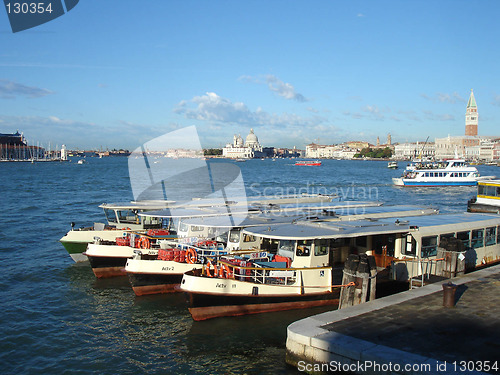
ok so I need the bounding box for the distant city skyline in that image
[1,1,500,150]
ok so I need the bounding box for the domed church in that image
[223,129,264,159]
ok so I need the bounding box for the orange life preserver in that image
[139,237,151,249]
[186,248,197,264]
[205,259,216,278]
[218,263,233,279]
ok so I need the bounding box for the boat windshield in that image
[229,229,241,243]
[103,208,118,223]
[116,209,139,224]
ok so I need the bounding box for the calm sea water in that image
[0,157,497,374]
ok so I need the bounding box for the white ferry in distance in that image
[392,159,495,187]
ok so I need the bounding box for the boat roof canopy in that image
[243,213,500,241]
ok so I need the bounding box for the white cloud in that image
[421,92,465,104]
[265,75,307,102]
[0,79,53,99]
[239,74,308,102]
[422,110,455,121]
[174,92,321,128]
[492,94,500,107]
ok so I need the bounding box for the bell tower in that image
[465,89,478,136]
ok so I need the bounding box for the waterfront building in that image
[0,131,45,161]
[305,143,359,159]
[222,129,265,159]
[346,141,370,149]
[394,142,435,160]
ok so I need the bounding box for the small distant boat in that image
[387,161,398,169]
[77,159,85,164]
[295,160,321,166]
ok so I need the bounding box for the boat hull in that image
[125,258,203,296]
[185,290,338,321]
[86,255,129,278]
[59,229,131,262]
[128,273,184,296]
[180,272,339,320]
[393,178,477,187]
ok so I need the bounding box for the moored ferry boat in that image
[468,180,500,214]
[392,159,495,187]
[180,212,500,320]
[60,201,174,262]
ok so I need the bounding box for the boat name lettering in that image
[216,283,227,288]
[161,266,174,271]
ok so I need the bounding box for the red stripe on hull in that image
[92,267,127,278]
[189,298,339,321]
[132,283,180,296]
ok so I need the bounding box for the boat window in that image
[497,187,500,197]
[471,229,484,249]
[116,209,139,224]
[485,186,496,197]
[278,240,295,253]
[478,185,486,196]
[142,215,162,229]
[457,231,470,249]
[296,240,312,257]
[314,239,329,256]
[402,234,416,256]
[373,234,395,256]
[498,226,500,244]
[261,238,279,253]
[190,226,204,232]
[178,222,189,232]
[425,172,429,177]
[243,234,256,243]
[229,230,240,242]
[439,233,455,245]
[421,236,438,257]
[485,227,496,246]
[103,208,117,223]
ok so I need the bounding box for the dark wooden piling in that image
[339,254,377,309]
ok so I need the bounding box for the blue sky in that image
[1,0,500,150]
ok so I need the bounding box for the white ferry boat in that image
[60,201,174,262]
[468,180,500,214]
[180,212,500,320]
[392,159,495,187]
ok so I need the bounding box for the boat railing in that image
[391,257,445,287]
[211,259,333,289]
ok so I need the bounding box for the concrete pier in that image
[286,264,500,374]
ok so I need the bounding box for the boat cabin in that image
[242,212,500,281]
[100,202,175,231]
